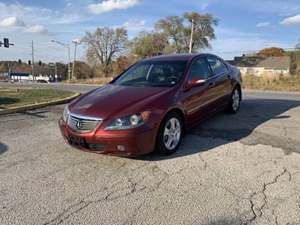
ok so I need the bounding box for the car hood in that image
[69,84,170,119]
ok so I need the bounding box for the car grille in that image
[67,113,102,133]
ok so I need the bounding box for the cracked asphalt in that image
[1,84,300,225]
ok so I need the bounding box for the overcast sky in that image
[0,0,300,62]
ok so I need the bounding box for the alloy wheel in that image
[163,117,181,151]
[232,89,240,112]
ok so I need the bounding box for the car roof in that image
[141,53,219,62]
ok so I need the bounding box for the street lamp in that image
[51,40,71,81]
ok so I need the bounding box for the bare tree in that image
[82,27,128,77]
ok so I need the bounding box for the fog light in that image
[117,145,125,151]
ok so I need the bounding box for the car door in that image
[182,57,213,125]
[206,56,232,109]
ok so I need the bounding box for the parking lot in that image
[1,85,300,225]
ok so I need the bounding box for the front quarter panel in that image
[229,64,242,87]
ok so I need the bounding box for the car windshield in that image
[113,61,187,87]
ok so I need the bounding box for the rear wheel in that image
[227,87,241,113]
[156,112,183,155]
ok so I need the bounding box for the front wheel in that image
[156,112,183,155]
[227,87,241,113]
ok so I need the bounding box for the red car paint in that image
[59,54,242,156]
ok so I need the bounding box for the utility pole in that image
[71,40,80,80]
[8,62,11,82]
[54,62,58,82]
[67,46,71,80]
[51,40,71,81]
[189,19,195,54]
[31,40,35,81]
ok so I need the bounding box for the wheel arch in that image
[160,107,187,133]
[234,83,242,100]
[154,107,186,154]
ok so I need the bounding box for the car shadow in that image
[21,110,49,118]
[137,98,300,161]
[0,142,8,155]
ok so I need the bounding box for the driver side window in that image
[116,64,149,84]
[189,58,211,81]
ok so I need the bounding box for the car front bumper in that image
[58,118,157,157]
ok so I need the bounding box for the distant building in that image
[230,55,291,76]
[5,72,50,83]
[229,56,265,67]
[10,72,31,81]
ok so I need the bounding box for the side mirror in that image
[185,78,206,90]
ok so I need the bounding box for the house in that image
[230,56,291,76]
[257,56,290,74]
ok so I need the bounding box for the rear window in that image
[207,56,228,75]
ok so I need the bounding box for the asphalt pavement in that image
[1,83,300,225]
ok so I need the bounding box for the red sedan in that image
[59,54,242,157]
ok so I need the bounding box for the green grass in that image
[0,86,75,109]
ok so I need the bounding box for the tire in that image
[227,86,241,114]
[156,112,183,155]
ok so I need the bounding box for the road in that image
[1,83,300,225]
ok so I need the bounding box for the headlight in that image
[105,111,151,131]
[62,105,70,122]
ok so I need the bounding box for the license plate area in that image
[68,135,87,148]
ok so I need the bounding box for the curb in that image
[0,92,81,115]
[61,82,101,87]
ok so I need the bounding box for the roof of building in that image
[256,56,290,69]
[230,56,265,67]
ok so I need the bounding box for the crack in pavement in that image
[40,162,201,225]
[41,179,148,225]
[198,153,208,170]
[246,167,291,225]
[40,162,162,225]
[272,209,279,225]
[121,200,146,225]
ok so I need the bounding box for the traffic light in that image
[4,38,9,48]
[38,61,42,66]
[28,60,31,65]
[18,59,22,64]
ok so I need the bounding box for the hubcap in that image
[232,89,240,111]
[163,118,181,151]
